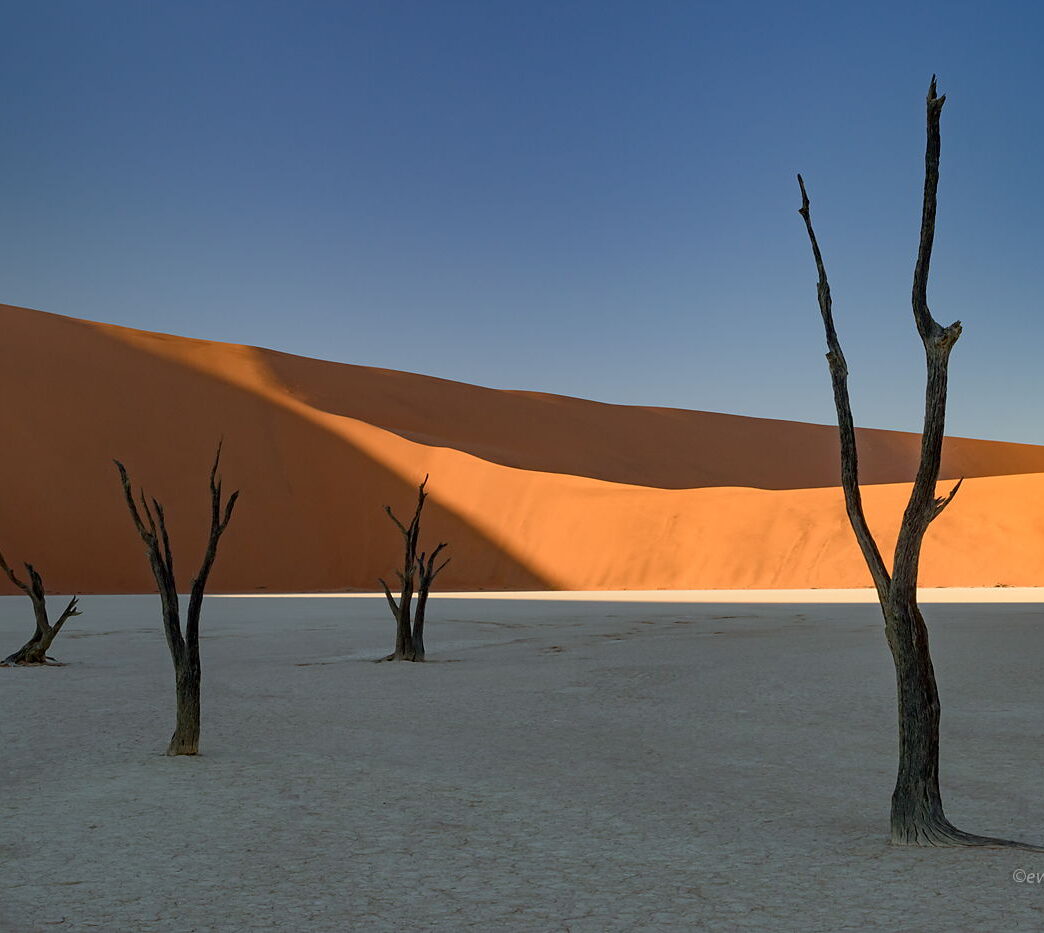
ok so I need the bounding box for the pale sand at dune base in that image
[3,591,1043,932]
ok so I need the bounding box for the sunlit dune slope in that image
[1,302,1042,593]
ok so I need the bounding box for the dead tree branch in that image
[797,77,1041,850]
[1,550,81,665]
[377,476,449,661]
[115,442,239,755]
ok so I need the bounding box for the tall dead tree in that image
[797,78,1039,849]
[0,553,81,665]
[115,444,239,755]
[378,476,449,661]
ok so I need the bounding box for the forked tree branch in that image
[419,543,450,588]
[378,577,400,616]
[383,506,410,539]
[930,477,963,522]
[384,475,429,546]
[796,175,891,600]
[51,596,81,636]
[0,549,30,594]
[153,499,175,583]
[24,563,46,603]
[893,78,963,593]
[114,442,238,754]
[115,458,185,661]
[187,443,240,651]
[912,75,947,343]
[0,551,81,664]
[115,460,153,543]
[796,77,1043,851]
[378,475,445,661]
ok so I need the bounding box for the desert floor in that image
[3,590,1043,932]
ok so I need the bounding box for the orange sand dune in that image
[1,302,1042,593]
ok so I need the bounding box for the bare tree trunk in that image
[394,542,416,660]
[115,442,238,755]
[885,598,948,843]
[169,661,201,756]
[411,543,449,662]
[797,78,1041,850]
[4,630,44,666]
[1,553,80,666]
[411,589,428,661]
[380,569,418,661]
[378,478,449,662]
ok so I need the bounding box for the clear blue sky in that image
[3,1,1042,443]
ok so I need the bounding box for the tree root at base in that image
[893,819,1044,852]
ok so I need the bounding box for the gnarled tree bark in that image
[378,476,449,661]
[797,78,1040,850]
[0,553,80,665]
[115,443,239,755]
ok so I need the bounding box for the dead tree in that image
[797,78,1040,849]
[0,553,80,665]
[378,476,449,661]
[115,444,239,755]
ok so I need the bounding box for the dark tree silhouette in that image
[0,553,80,665]
[797,78,1040,849]
[115,444,239,755]
[378,476,449,661]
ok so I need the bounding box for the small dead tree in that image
[0,553,81,665]
[378,475,449,661]
[797,78,1039,849]
[115,444,239,755]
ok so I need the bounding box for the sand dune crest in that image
[1,302,1041,592]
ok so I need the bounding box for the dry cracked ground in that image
[3,592,1043,931]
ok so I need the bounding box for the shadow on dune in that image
[0,305,552,594]
[3,303,1044,594]
[257,344,1044,491]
